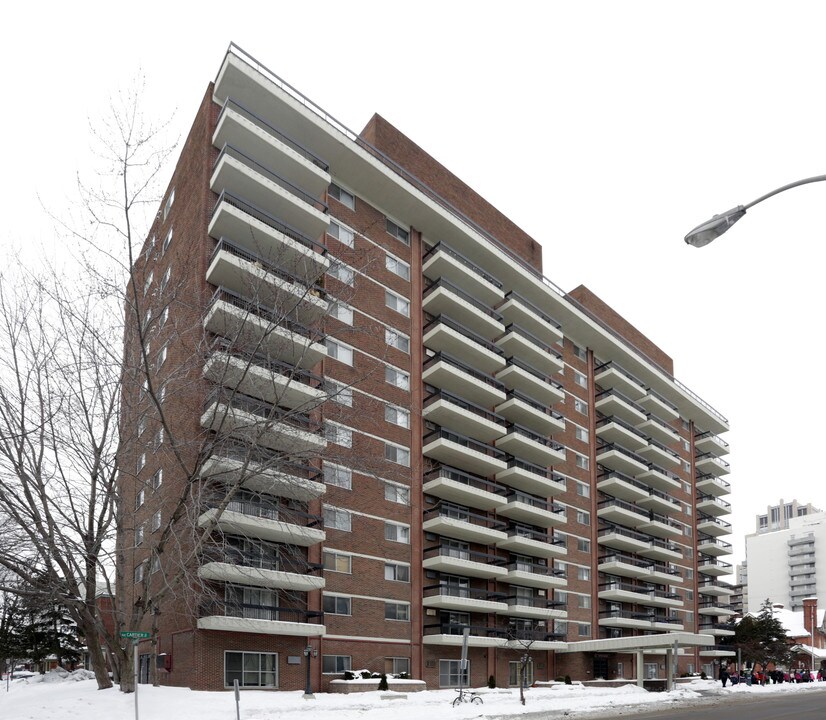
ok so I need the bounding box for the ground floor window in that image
[322,655,351,674]
[616,662,624,678]
[644,662,658,679]
[509,660,534,688]
[385,657,410,675]
[439,659,469,687]
[224,651,277,688]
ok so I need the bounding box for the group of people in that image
[719,662,823,686]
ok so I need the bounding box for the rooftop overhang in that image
[557,632,715,654]
[213,48,728,437]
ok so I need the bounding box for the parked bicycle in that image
[452,689,483,706]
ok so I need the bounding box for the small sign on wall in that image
[287,656,301,665]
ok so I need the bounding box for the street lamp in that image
[303,645,317,698]
[684,174,826,247]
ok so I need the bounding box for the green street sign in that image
[120,631,151,639]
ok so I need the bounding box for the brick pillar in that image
[803,597,817,638]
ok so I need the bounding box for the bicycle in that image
[452,689,483,706]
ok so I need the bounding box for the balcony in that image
[496,292,563,347]
[596,443,648,477]
[597,526,650,553]
[495,358,566,406]
[423,279,505,340]
[638,390,680,421]
[697,537,733,557]
[696,474,731,497]
[646,589,683,609]
[206,238,328,324]
[496,459,567,496]
[595,416,647,452]
[423,465,507,511]
[637,488,682,516]
[499,598,567,622]
[213,98,330,199]
[198,549,324,592]
[495,324,564,376]
[698,622,735,637]
[498,493,566,528]
[210,144,328,241]
[698,645,736,658]
[423,315,506,375]
[496,527,568,559]
[647,563,682,584]
[422,547,508,580]
[697,579,733,597]
[635,414,680,445]
[422,584,509,613]
[203,287,326,369]
[696,495,732,518]
[599,581,656,605]
[652,615,684,631]
[598,553,654,580]
[594,362,646,401]
[422,623,507,648]
[422,242,504,307]
[598,609,658,631]
[496,390,565,435]
[597,472,648,503]
[637,513,683,539]
[197,500,325,547]
[423,390,508,444]
[695,454,731,477]
[698,601,736,617]
[636,464,681,493]
[203,346,326,411]
[697,516,732,537]
[422,352,506,408]
[639,539,682,562]
[423,428,508,477]
[502,561,566,590]
[503,628,566,651]
[198,600,325,637]
[209,191,329,279]
[637,440,681,469]
[496,424,566,466]
[595,389,647,426]
[695,432,730,458]
[199,449,325,501]
[698,558,733,577]
[201,390,326,454]
[422,504,508,544]
[597,498,649,528]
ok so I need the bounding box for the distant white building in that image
[745,510,826,612]
[755,499,820,534]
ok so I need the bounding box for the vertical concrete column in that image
[636,650,644,688]
[665,649,673,691]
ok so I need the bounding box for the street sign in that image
[120,631,151,639]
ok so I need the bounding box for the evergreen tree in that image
[732,599,794,668]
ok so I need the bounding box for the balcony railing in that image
[207,442,323,483]
[506,492,565,515]
[423,427,507,462]
[504,357,564,392]
[505,525,567,548]
[423,352,505,392]
[423,584,507,602]
[422,242,503,289]
[207,336,324,389]
[205,388,320,433]
[424,278,502,321]
[503,458,567,485]
[423,503,508,531]
[596,415,648,441]
[596,388,646,413]
[424,389,507,426]
[423,465,508,497]
[505,423,565,452]
[507,560,565,579]
[506,596,567,611]
[502,389,565,422]
[423,546,507,567]
[500,291,562,330]
[424,314,504,356]
[598,497,649,519]
[200,598,324,624]
[597,442,648,467]
[204,498,324,530]
[423,623,508,638]
[499,323,562,360]
[201,545,323,575]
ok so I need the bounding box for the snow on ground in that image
[4,671,826,720]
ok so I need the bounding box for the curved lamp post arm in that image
[684,174,826,247]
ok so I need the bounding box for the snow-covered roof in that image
[740,604,825,640]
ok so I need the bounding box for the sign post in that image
[121,632,151,720]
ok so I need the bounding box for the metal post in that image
[303,645,316,698]
[811,605,816,675]
[133,640,139,720]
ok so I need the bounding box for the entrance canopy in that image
[556,632,715,654]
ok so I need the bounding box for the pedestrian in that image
[719,664,729,687]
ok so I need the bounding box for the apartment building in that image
[118,44,733,691]
[755,499,821,534]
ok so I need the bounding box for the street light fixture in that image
[303,645,318,698]
[684,174,826,247]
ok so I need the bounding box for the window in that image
[385,218,410,245]
[578,622,591,637]
[151,469,163,490]
[385,328,410,353]
[575,481,590,498]
[328,262,355,286]
[137,416,147,437]
[385,366,410,390]
[328,220,355,248]
[577,567,591,581]
[575,426,589,443]
[158,306,169,329]
[323,551,352,573]
[385,562,410,582]
[576,509,590,526]
[323,595,351,615]
[574,398,588,416]
[509,660,534,688]
[162,227,173,254]
[158,383,167,404]
[439,659,469,688]
[151,554,160,574]
[137,453,146,473]
[145,235,156,260]
[385,483,410,505]
[329,183,355,210]
[157,343,168,368]
[143,271,153,295]
[385,442,410,466]
[136,489,145,510]
[577,538,591,553]
[326,339,354,365]
[163,189,175,221]
[324,507,351,532]
[385,522,410,544]
[385,602,410,621]
[386,254,411,280]
[134,562,144,584]
[386,657,410,676]
[573,344,587,361]
[323,463,352,490]
[153,428,164,452]
[574,371,588,389]
[578,595,592,609]
[385,290,410,316]
[685,589,693,601]
[326,380,353,406]
[682,439,690,451]
[575,453,589,471]
[159,266,171,294]
[385,404,410,428]
[325,423,353,447]
[151,511,161,532]
[135,525,144,547]
[322,655,351,674]
[330,302,354,325]
[224,651,277,688]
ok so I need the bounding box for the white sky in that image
[3,0,826,576]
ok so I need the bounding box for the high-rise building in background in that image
[118,44,734,691]
[755,499,821,534]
